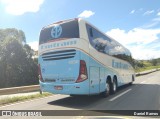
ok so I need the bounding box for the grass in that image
[0,92,52,106]
[135,65,160,73]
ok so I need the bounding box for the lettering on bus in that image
[40,40,77,50]
[112,60,128,69]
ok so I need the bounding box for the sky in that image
[0,0,160,60]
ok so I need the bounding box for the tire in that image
[111,79,117,94]
[101,80,110,98]
[129,82,133,85]
[129,75,134,85]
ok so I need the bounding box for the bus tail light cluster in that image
[76,60,88,83]
[38,64,44,82]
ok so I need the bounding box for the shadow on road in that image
[45,83,160,116]
[47,84,135,109]
[48,94,103,109]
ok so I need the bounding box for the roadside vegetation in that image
[134,58,160,72]
[0,92,52,106]
[0,28,38,88]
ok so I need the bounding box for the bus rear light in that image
[76,60,88,83]
[38,64,44,82]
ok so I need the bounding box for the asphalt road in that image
[0,71,160,119]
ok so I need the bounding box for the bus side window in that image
[89,28,93,37]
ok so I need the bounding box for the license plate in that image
[54,86,63,90]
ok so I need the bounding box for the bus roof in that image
[41,18,131,55]
[42,18,80,29]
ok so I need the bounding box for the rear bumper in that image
[39,81,89,95]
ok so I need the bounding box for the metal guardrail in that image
[0,68,159,95]
[0,85,40,95]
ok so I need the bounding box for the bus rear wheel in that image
[101,80,110,98]
[129,75,135,85]
[111,79,117,94]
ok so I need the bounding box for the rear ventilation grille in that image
[42,49,76,61]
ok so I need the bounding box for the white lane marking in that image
[140,81,146,84]
[0,95,58,109]
[109,89,132,101]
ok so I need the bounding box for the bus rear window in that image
[39,20,79,44]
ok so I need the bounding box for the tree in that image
[0,28,26,43]
[134,60,144,68]
[0,28,38,88]
[150,59,158,66]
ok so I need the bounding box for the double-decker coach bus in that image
[38,18,135,97]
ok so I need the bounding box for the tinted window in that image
[86,24,134,65]
[39,20,79,44]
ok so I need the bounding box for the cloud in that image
[107,28,160,45]
[28,41,38,51]
[130,10,135,14]
[106,28,160,59]
[143,10,154,16]
[157,12,160,16]
[78,10,95,18]
[142,16,160,28]
[128,45,160,60]
[142,22,159,28]
[153,17,160,22]
[0,0,44,15]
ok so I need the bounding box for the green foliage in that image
[150,59,158,66]
[0,28,38,88]
[134,60,144,68]
[142,61,152,67]
[0,28,26,43]
[134,58,160,72]
[135,65,160,72]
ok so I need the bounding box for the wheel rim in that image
[106,82,110,94]
[113,81,116,92]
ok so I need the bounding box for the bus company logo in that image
[51,25,62,38]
